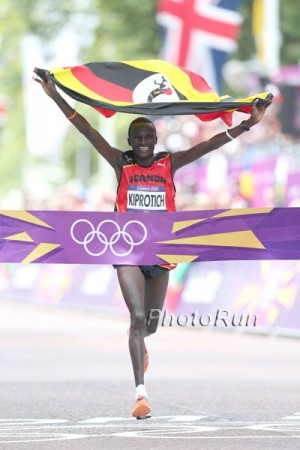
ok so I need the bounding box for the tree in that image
[0,0,160,199]
[280,0,300,65]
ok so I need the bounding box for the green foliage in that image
[0,0,160,198]
[233,1,256,60]
[87,0,160,60]
[280,0,300,65]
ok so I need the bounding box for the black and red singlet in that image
[114,150,177,273]
[115,151,176,213]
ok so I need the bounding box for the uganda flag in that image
[37,60,272,126]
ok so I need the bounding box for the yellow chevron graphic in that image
[156,254,198,263]
[212,207,273,218]
[0,211,53,229]
[276,284,298,309]
[267,306,279,325]
[22,243,61,263]
[157,230,265,249]
[4,232,34,242]
[172,219,206,233]
[171,209,273,234]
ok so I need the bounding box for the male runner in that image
[34,68,271,418]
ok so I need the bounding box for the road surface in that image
[0,300,299,449]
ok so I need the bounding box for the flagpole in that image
[264,0,280,74]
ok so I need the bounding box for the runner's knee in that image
[130,312,146,330]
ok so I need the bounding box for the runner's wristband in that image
[67,110,77,120]
[225,129,235,141]
[240,120,250,131]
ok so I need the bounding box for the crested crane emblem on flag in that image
[36,60,272,126]
[133,73,179,103]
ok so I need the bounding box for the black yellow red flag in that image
[37,60,272,126]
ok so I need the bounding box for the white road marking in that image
[114,426,221,438]
[168,415,208,422]
[0,432,90,444]
[246,423,300,432]
[79,417,125,424]
[0,415,299,443]
[283,413,300,420]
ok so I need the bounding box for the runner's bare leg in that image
[144,271,169,336]
[117,266,146,386]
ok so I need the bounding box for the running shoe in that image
[131,396,151,419]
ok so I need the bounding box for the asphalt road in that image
[0,300,299,450]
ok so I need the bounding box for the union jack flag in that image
[157,0,243,94]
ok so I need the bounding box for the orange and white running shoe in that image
[131,397,151,419]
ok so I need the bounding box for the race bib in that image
[127,185,166,211]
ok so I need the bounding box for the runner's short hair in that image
[128,117,156,138]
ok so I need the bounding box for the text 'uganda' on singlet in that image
[115,151,176,212]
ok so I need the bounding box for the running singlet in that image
[114,150,177,272]
[115,151,176,212]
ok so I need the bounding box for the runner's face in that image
[128,123,157,164]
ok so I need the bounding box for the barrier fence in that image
[0,260,299,337]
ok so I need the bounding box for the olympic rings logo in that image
[70,219,147,257]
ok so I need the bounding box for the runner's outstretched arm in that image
[33,68,123,176]
[171,99,272,172]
